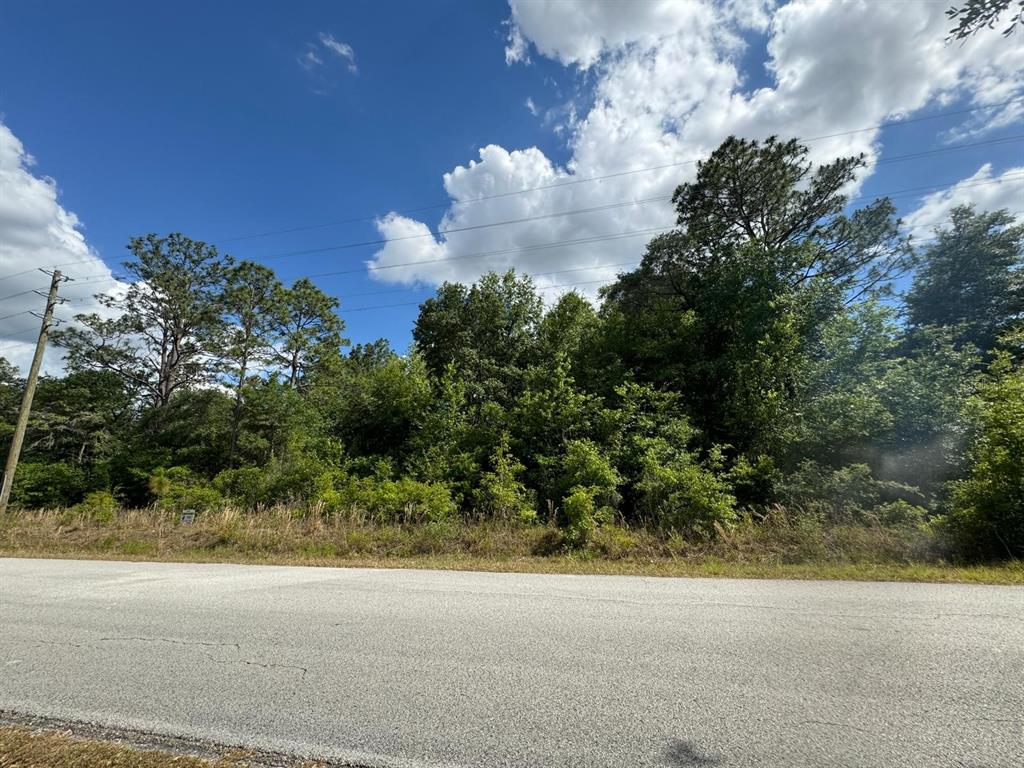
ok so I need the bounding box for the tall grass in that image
[0,503,945,564]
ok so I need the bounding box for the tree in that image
[906,206,1023,354]
[414,270,543,405]
[948,331,1024,557]
[56,233,231,409]
[26,371,132,465]
[221,261,286,463]
[602,136,912,455]
[274,278,345,388]
[0,357,21,446]
[947,0,1024,39]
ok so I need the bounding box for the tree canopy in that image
[3,135,1022,559]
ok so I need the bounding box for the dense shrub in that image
[472,438,536,523]
[74,490,118,523]
[778,461,922,524]
[635,449,737,537]
[149,467,224,512]
[561,486,606,548]
[948,351,1024,558]
[315,471,455,524]
[10,462,88,509]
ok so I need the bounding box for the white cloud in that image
[0,121,120,374]
[298,32,358,79]
[524,97,539,116]
[318,32,358,74]
[904,163,1024,234]
[367,0,1024,298]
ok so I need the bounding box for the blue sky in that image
[1,0,1022,366]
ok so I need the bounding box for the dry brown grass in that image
[0,725,318,768]
[1,506,1021,584]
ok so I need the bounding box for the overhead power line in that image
[243,169,1024,264]
[210,97,1024,244]
[2,123,1021,284]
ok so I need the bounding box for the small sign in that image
[179,509,196,525]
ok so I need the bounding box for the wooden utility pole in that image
[0,270,64,514]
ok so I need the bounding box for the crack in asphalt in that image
[98,636,242,649]
[203,653,310,679]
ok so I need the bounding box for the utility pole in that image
[0,270,65,514]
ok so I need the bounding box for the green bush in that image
[948,352,1024,558]
[561,485,615,548]
[213,467,266,509]
[778,461,921,525]
[363,477,454,524]
[873,500,928,529]
[75,490,118,523]
[149,466,223,513]
[560,439,621,507]
[10,462,88,509]
[315,472,454,524]
[473,437,536,523]
[635,450,737,537]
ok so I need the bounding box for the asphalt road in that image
[1,559,1022,767]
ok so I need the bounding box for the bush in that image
[561,485,614,548]
[213,467,266,509]
[473,437,536,523]
[10,462,88,509]
[75,490,118,523]
[948,353,1024,558]
[149,466,223,513]
[360,477,455,524]
[778,461,922,525]
[560,439,621,507]
[317,472,455,524]
[635,450,737,537]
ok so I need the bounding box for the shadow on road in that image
[664,739,722,766]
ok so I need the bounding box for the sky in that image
[1,0,1022,374]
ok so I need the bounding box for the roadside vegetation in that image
[0,724,325,768]
[2,137,1022,577]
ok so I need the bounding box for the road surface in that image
[1,558,1022,767]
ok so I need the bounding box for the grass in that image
[0,724,326,768]
[1,506,1021,585]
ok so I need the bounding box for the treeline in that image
[1,137,1022,559]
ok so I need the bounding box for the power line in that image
[0,310,35,323]
[210,97,1024,245]
[0,287,46,303]
[243,170,1024,264]
[3,123,1020,284]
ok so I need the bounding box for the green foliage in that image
[635,449,737,537]
[149,467,223,512]
[948,340,1024,557]
[11,145,1024,565]
[74,490,118,523]
[560,439,620,507]
[55,233,231,408]
[778,461,922,525]
[274,277,346,387]
[316,472,455,524]
[473,436,536,523]
[414,270,542,406]
[10,462,88,509]
[906,206,1024,354]
[561,485,613,548]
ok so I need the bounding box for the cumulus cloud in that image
[904,163,1024,234]
[0,121,119,374]
[367,0,1024,298]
